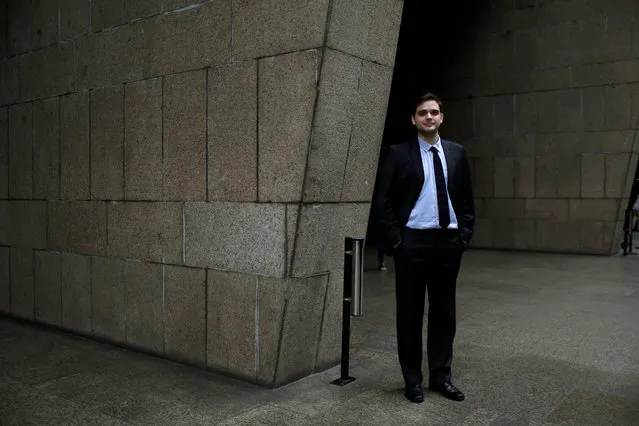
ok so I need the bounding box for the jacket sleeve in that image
[373,146,402,253]
[458,147,475,244]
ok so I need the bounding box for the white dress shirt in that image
[405,136,458,230]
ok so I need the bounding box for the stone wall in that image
[0,0,403,387]
[443,0,639,254]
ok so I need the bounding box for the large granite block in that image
[525,198,569,221]
[275,274,327,386]
[535,220,581,252]
[208,61,258,201]
[327,0,402,67]
[125,0,191,21]
[557,155,581,198]
[315,270,343,370]
[107,202,182,264]
[0,201,6,244]
[91,0,125,31]
[473,157,494,198]
[34,251,62,326]
[33,98,60,199]
[0,57,19,105]
[569,199,619,222]
[60,253,92,334]
[557,89,583,132]
[10,247,34,320]
[165,265,206,366]
[514,157,535,198]
[47,201,107,256]
[535,155,558,198]
[0,107,7,199]
[184,202,286,276]
[492,218,515,249]
[8,103,33,199]
[582,86,606,131]
[259,51,318,202]
[124,77,162,200]
[163,70,206,200]
[61,92,90,200]
[605,85,632,130]
[291,203,369,278]
[0,247,9,313]
[91,86,124,200]
[514,93,539,135]
[286,204,299,276]
[494,157,515,198]
[59,0,90,40]
[256,276,285,386]
[19,43,74,101]
[513,219,536,249]
[7,0,33,54]
[493,95,515,136]
[32,0,61,49]
[233,0,329,60]
[581,154,605,198]
[605,154,632,198]
[483,199,525,219]
[7,200,46,249]
[207,270,256,380]
[341,60,394,202]
[303,50,362,202]
[140,1,231,78]
[595,130,635,154]
[125,260,164,354]
[91,257,126,342]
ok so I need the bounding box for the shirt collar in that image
[417,135,442,153]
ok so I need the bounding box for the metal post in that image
[331,237,365,386]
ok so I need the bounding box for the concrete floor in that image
[1,249,639,425]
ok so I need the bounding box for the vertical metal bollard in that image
[331,237,364,386]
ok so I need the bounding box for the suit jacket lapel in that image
[441,139,456,191]
[409,138,425,187]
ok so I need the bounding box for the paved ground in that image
[1,249,639,425]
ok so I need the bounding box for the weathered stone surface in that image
[256,276,285,386]
[184,202,286,276]
[275,274,327,386]
[525,199,569,221]
[557,156,581,198]
[535,220,581,252]
[582,86,606,131]
[291,203,369,278]
[315,270,343,370]
[47,201,107,256]
[341,60,394,202]
[91,0,125,31]
[7,201,47,249]
[0,57,20,106]
[91,85,124,200]
[483,199,525,219]
[494,157,515,198]
[34,251,61,326]
[493,95,515,136]
[0,108,7,199]
[76,1,231,89]
[7,0,31,55]
[59,0,90,40]
[513,219,536,249]
[303,50,362,202]
[8,103,33,199]
[581,154,605,198]
[61,92,90,200]
[91,257,126,342]
[125,0,191,21]
[286,204,299,276]
[165,265,206,367]
[259,51,318,202]
[473,157,494,198]
[557,89,582,132]
[163,70,206,200]
[33,98,60,200]
[493,218,515,248]
[569,199,619,222]
[207,270,256,380]
[0,201,6,245]
[32,0,60,49]
[605,154,632,198]
[208,61,258,202]
[535,156,558,198]
[125,261,164,354]
[233,0,329,60]
[7,0,57,54]
[327,0,403,67]
[10,247,34,320]
[19,43,74,102]
[60,253,92,334]
[0,247,9,313]
[108,202,182,264]
[124,77,162,200]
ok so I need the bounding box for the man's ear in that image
[410,115,416,125]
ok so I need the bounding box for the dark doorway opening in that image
[366,1,488,246]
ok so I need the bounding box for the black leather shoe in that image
[404,384,424,403]
[428,382,465,401]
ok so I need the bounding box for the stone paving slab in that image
[1,249,639,425]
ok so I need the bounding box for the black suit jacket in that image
[373,138,475,255]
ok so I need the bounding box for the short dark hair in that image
[413,92,443,114]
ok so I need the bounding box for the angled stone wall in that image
[0,0,402,386]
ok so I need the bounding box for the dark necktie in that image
[430,146,450,228]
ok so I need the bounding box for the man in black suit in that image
[373,93,474,403]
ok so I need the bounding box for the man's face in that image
[411,100,443,136]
